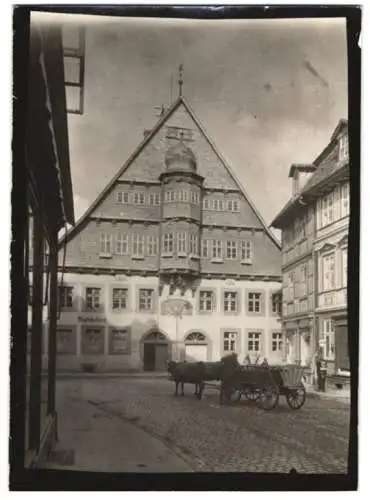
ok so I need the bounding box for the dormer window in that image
[339,134,349,162]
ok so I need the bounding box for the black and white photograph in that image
[9,4,360,491]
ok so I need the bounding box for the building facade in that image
[19,20,75,469]
[55,94,283,372]
[271,120,349,379]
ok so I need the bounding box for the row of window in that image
[100,232,254,262]
[115,189,241,212]
[282,181,349,247]
[223,331,283,353]
[53,327,283,356]
[317,182,349,229]
[116,191,160,206]
[58,286,282,315]
[282,246,347,303]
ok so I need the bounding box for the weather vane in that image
[178,63,184,97]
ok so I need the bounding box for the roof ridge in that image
[181,97,281,249]
[59,97,183,246]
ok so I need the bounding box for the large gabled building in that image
[271,119,349,381]
[55,91,283,372]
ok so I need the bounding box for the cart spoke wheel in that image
[245,388,260,402]
[286,386,306,410]
[259,384,279,411]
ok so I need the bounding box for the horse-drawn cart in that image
[221,364,306,411]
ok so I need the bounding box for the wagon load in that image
[220,363,307,411]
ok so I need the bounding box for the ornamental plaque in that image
[161,298,193,316]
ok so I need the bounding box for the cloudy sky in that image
[38,13,348,234]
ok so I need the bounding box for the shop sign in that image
[78,315,106,323]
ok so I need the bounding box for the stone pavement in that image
[54,371,351,404]
[48,376,350,474]
[40,388,192,472]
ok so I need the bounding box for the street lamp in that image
[173,302,186,362]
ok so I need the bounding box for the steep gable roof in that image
[60,96,281,249]
[271,118,348,228]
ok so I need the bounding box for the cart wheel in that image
[244,388,260,402]
[286,385,306,410]
[259,384,279,411]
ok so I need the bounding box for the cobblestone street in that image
[54,376,350,474]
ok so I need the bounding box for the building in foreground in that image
[20,21,75,468]
[56,89,282,372]
[271,119,349,381]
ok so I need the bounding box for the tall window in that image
[224,291,237,313]
[100,233,112,255]
[203,198,210,210]
[322,192,334,227]
[165,190,176,202]
[342,248,348,288]
[247,332,260,352]
[191,191,199,204]
[341,183,349,217]
[86,287,101,309]
[339,134,349,162]
[132,234,144,257]
[133,191,145,205]
[163,233,174,253]
[139,289,154,311]
[223,332,237,352]
[147,235,158,256]
[271,293,282,315]
[213,199,223,211]
[300,263,307,297]
[322,319,335,360]
[272,332,283,352]
[322,253,335,291]
[248,292,262,313]
[149,192,160,206]
[177,232,187,253]
[226,240,237,259]
[112,288,128,310]
[232,200,240,212]
[59,286,73,308]
[201,239,209,258]
[116,233,128,255]
[240,240,252,261]
[212,239,222,259]
[117,191,129,204]
[226,199,240,212]
[178,190,188,202]
[199,291,214,312]
[190,234,198,255]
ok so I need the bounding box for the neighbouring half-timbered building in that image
[271,119,349,384]
[55,91,282,372]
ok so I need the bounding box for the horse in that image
[167,360,206,399]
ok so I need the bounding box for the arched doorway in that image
[142,331,169,372]
[184,331,208,362]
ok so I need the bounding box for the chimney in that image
[288,164,316,197]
